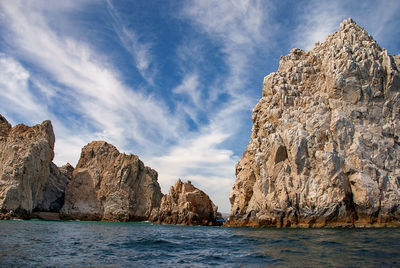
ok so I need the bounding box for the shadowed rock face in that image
[228,18,400,227]
[151,179,220,226]
[34,163,73,212]
[61,141,162,221]
[0,115,56,218]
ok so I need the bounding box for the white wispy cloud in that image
[106,0,156,85]
[183,0,265,45]
[0,53,48,123]
[182,0,271,92]
[173,73,201,107]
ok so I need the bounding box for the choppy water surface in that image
[1,220,399,267]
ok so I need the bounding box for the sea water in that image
[0,220,399,267]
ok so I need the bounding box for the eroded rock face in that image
[228,18,400,227]
[61,141,162,221]
[0,115,55,218]
[152,179,219,225]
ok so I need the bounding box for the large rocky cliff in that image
[61,141,162,221]
[228,18,400,227]
[151,179,220,225]
[0,115,70,218]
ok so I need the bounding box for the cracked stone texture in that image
[61,141,162,221]
[228,18,400,227]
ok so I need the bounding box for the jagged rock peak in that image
[228,19,400,227]
[151,179,221,226]
[338,18,372,39]
[327,18,378,47]
[61,141,162,221]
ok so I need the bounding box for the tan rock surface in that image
[228,18,400,227]
[152,179,220,225]
[0,115,55,219]
[61,141,162,221]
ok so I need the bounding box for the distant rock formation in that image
[151,179,220,225]
[0,115,69,219]
[228,18,400,227]
[60,141,162,221]
[0,115,221,224]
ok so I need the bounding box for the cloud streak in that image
[0,0,181,163]
[182,0,271,93]
[0,53,48,123]
[106,0,156,84]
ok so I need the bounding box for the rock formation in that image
[151,179,220,225]
[0,115,221,224]
[0,115,57,218]
[228,18,400,227]
[61,141,162,221]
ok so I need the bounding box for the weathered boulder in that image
[151,179,220,225]
[228,18,400,227]
[0,115,55,219]
[61,141,162,221]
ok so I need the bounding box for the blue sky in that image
[0,0,399,213]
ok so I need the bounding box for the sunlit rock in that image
[228,18,400,227]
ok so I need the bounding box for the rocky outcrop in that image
[228,18,400,227]
[60,141,162,221]
[0,115,56,219]
[151,179,220,225]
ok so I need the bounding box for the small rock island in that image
[151,179,222,226]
